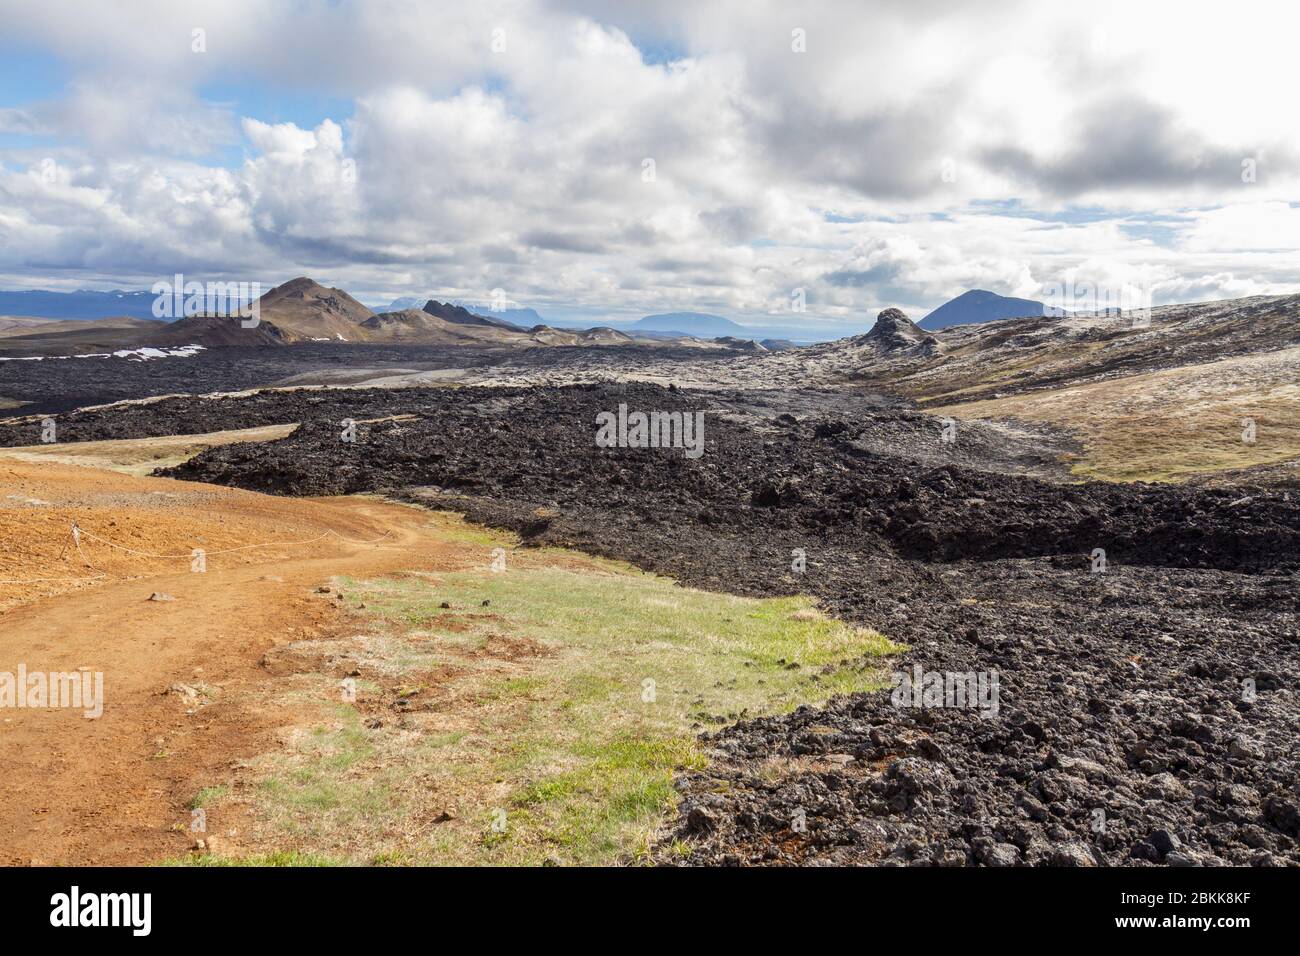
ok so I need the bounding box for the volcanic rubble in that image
[129,382,1300,865]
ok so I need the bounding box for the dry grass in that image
[936,346,1300,483]
[0,424,298,477]
[906,339,1111,406]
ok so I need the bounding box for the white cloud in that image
[0,0,1297,321]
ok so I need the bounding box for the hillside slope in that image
[679,293,1300,406]
[360,308,509,344]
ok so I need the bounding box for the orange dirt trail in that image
[0,459,466,864]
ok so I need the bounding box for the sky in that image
[0,0,1298,329]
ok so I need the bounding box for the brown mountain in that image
[422,299,523,331]
[256,277,375,342]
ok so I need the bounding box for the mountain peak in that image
[266,276,328,298]
[255,277,374,341]
[873,306,915,328]
[920,289,1048,331]
[866,307,919,340]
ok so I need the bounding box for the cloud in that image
[0,108,41,135]
[0,0,1298,320]
[980,97,1284,199]
[519,230,607,253]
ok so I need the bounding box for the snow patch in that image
[0,344,206,362]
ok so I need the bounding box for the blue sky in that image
[0,49,64,103]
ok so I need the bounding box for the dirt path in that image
[0,460,470,864]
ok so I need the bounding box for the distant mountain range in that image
[632,312,746,336]
[386,296,543,329]
[0,283,1080,341]
[390,300,841,344]
[250,280,669,348]
[0,288,162,321]
[14,280,1051,350]
[919,289,1066,331]
[0,278,763,356]
[0,285,852,344]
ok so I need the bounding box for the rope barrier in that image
[72,521,102,571]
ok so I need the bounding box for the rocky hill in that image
[421,299,524,331]
[256,277,375,342]
[854,308,942,356]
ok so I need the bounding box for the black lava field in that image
[27,382,1300,865]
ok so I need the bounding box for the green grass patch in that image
[198,560,901,867]
[187,785,228,810]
